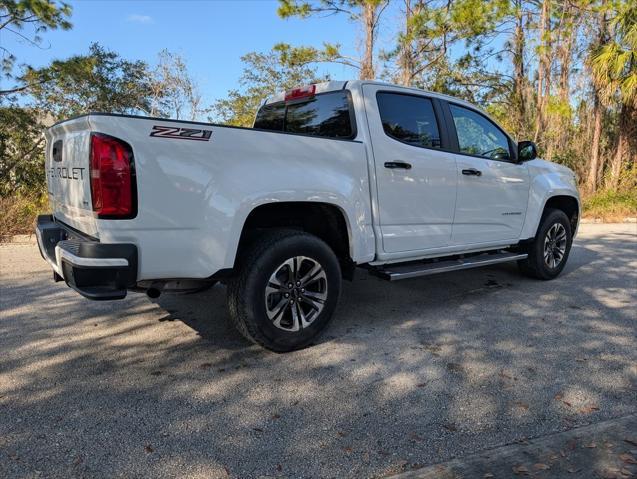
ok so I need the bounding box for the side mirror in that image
[492,149,511,161]
[518,140,538,162]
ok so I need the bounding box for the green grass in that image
[582,189,637,221]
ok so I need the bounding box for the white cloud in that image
[126,14,154,24]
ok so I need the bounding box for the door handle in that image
[384,161,412,170]
[462,168,482,176]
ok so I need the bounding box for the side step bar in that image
[372,252,528,281]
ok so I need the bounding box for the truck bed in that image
[45,113,375,280]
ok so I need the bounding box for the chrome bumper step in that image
[373,251,528,281]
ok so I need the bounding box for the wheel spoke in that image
[297,302,311,328]
[294,257,300,279]
[265,282,283,298]
[300,261,326,287]
[289,301,301,332]
[268,274,284,288]
[280,258,295,284]
[267,297,289,322]
[303,290,327,303]
[299,295,320,310]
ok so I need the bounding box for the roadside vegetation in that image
[1,0,636,239]
[582,188,637,222]
[0,194,46,240]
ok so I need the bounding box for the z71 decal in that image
[150,125,212,141]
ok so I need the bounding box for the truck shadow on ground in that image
[1,229,636,478]
[151,234,624,348]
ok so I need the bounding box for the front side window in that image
[376,92,441,149]
[449,104,511,160]
[253,91,354,139]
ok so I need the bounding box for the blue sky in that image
[4,0,403,106]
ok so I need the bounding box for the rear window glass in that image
[254,91,354,139]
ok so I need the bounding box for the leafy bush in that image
[0,194,48,241]
[0,107,46,197]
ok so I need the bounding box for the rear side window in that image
[253,91,354,139]
[285,91,352,138]
[253,103,285,131]
[449,104,511,160]
[376,92,441,149]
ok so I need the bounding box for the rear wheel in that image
[518,208,572,280]
[227,230,341,352]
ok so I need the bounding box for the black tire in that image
[518,208,573,280]
[227,229,341,352]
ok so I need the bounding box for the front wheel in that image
[518,208,573,280]
[227,230,341,352]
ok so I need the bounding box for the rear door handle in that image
[384,161,412,170]
[462,168,482,176]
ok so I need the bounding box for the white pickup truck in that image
[37,80,580,351]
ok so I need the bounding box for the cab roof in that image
[263,79,478,111]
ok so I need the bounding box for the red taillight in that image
[285,84,316,102]
[90,133,136,219]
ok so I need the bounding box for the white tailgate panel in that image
[46,117,98,237]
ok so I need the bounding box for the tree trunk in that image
[360,2,376,80]
[534,0,551,145]
[511,0,527,134]
[586,11,609,193]
[399,0,414,86]
[554,3,575,158]
[557,39,572,106]
[607,102,637,189]
[586,93,603,193]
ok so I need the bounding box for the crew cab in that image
[37,80,580,351]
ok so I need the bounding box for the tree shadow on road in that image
[1,229,635,478]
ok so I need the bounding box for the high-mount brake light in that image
[90,133,136,219]
[284,84,316,102]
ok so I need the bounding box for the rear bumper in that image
[36,215,137,300]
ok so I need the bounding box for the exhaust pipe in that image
[146,287,162,299]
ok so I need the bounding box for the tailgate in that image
[45,116,98,237]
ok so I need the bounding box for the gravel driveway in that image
[1,223,636,478]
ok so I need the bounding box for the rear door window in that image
[376,92,442,149]
[254,91,354,139]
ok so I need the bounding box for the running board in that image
[372,252,528,281]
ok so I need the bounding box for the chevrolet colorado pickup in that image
[37,80,580,351]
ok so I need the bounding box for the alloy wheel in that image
[543,223,567,269]
[264,256,328,332]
